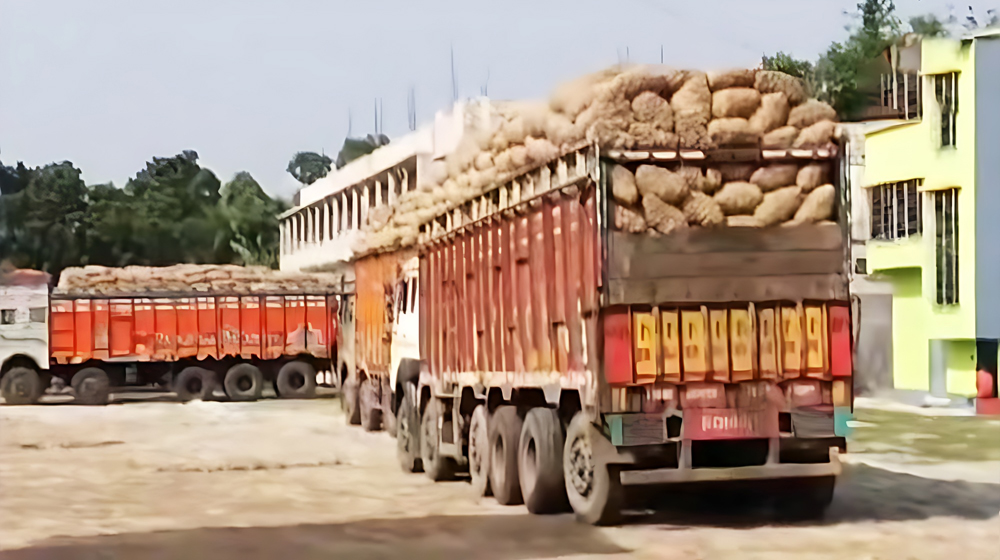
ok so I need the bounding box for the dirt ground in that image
[0,396,998,560]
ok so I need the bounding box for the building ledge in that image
[866,236,925,273]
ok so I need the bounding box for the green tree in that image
[908,14,948,37]
[219,171,287,267]
[762,52,814,79]
[286,151,332,185]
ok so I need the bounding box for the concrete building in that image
[279,99,491,275]
[862,31,999,409]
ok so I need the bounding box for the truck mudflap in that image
[619,446,842,485]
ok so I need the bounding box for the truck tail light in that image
[829,304,852,377]
[781,305,803,378]
[832,379,851,407]
[604,308,633,385]
[804,305,828,378]
[681,309,709,382]
[730,308,755,381]
[611,387,642,412]
[757,307,779,379]
[709,309,730,383]
[633,311,657,383]
[661,310,681,383]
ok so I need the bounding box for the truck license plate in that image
[683,407,778,440]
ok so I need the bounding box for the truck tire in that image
[71,367,110,406]
[359,376,382,432]
[174,367,216,402]
[276,361,316,399]
[342,376,361,425]
[468,404,492,497]
[421,396,457,481]
[224,364,263,402]
[382,382,397,438]
[563,412,623,525]
[488,405,524,505]
[772,476,836,520]
[397,383,423,473]
[519,407,569,514]
[1,367,42,405]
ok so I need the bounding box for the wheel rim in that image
[237,375,252,392]
[13,379,31,398]
[398,405,411,452]
[469,415,487,479]
[80,378,97,397]
[186,377,203,395]
[422,408,436,463]
[568,433,594,499]
[288,372,305,390]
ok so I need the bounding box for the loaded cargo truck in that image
[340,250,421,436]
[385,138,855,524]
[0,265,343,405]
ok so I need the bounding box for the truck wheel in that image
[224,364,263,401]
[563,412,623,525]
[468,404,492,497]
[421,396,457,481]
[772,476,836,520]
[382,384,397,438]
[359,376,382,432]
[519,407,569,514]
[276,361,316,399]
[1,367,42,405]
[488,405,524,505]
[397,383,423,473]
[174,367,216,402]
[71,367,110,406]
[342,377,361,425]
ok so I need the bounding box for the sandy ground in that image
[0,397,998,560]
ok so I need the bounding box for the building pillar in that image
[929,339,948,398]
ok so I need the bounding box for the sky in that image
[0,0,992,199]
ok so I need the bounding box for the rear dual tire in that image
[275,361,316,399]
[563,412,623,526]
[174,367,216,402]
[224,364,263,402]
[72,367,110,405]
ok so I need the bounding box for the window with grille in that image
[934,188,959,305]
[880,72,921,119]
[934,73,958,147]
[870,180,922,240]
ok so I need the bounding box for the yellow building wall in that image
[864,37,980,397]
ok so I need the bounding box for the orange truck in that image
[0,266,342,405]
[387,142,855,524]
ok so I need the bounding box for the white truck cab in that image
[389,256,420,392]
[0,271,51,400]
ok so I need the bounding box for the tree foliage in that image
[0,152,287,281]
[762,0,998,120]
[286,151,332,185]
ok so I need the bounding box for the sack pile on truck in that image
[55,264,344,296]
[353,66,840,253]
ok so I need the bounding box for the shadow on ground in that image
[624,463,1000,527]
[0,514,627,560]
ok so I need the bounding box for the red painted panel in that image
[682,406,779,440]
[455,231,469,372]
[197,297,218,359]
[241,296,262,358]
[529,209,552,372]
[49,300,75,360]
[829,304,852,377]
[153,301,177,360]
[220,297,242,356]
[306,296,328,358]
[284,296,306,355]
[561,198,584,372]
[263,296,284,360]
[603,307,633,385]
[134,300,155,358]
[516,216,533,371]
[92,300,110,361]
[176,300,198,358]
[73,300,93,361]
[109,300,133,357]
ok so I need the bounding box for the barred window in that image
[933,188,959,305]
[871,180,922,240]
[934,73,958,148]
[880,72,921,119]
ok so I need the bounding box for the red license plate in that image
[683,407,779,440]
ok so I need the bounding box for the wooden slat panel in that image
[501,219,519,372]
[612,250,844,280]
[607,274,849,305]
[516,216,534,371]
[560,197,584,372]
[608,223,844,256]
[529,207,552,372]
[455,233,469,372]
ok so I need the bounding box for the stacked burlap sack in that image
[612,160,837,233]
[56,264,344,296]
[353,66,840,252]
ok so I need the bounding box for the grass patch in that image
[848,408,1000,462]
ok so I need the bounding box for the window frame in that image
[933,188,960,305]
[870,179,923,241]
[934,72,958,148]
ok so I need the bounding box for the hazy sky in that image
[0,0,990,199]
